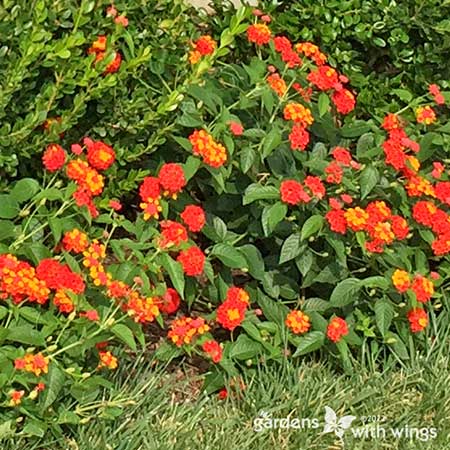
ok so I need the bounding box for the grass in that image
[5,342,450,450]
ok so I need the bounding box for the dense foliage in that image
[0,0,449,441]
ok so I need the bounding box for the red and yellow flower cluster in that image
[168,316,210,346]
[88,35,122,74]
[392,270,435,303]
[326,317,349,343]
[139,163,187,220]
[413,200,450,256]
[285,310,311,334]
[43,137,116,219]
[189,129,228,168]
[189,35,217,64]
[14,353,49,376]
[326,200,409,253]
[216,286,250,331]
[280,176,325,205]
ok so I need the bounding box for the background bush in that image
[210,0,450,117]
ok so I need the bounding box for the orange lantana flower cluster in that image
[88,35,122,74]
[189,35,217,64]
[189,129,228,168]
[327,201,409,253]
[14,353,49,376]
[168,316,210,346]
[392,270,435,303]
[216,286,250,331]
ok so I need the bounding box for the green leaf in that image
[41,365,65,409]
[373,37,386,47]
[392,89,413,102]
[211,244,248,269]
[293,331,325,356]
[295,250,314,276]
[330,278,361,307]
[112,324,137,351]
[230,335,262,360]
[11,178,40,203]
[0,220,15,241]
[374,299,394,336]
[261,202,287,236]
[0,195,19,219]
[300,215,323,241]
[240,146,256,173]
[318,92,330,117]
[160,253,185,298]
[154,341,183,362]
[279,234,301,264]
[341,121,371,138]
[243,184,279,205]
[262,127,282,159]
[418,133,438,162]
[360,276,389,290]
[183,156,201,181]
[257,290,289,326]
[22,419,46,438]
[356,133,375,159]
[0,420,14,439]
[239,245,265,280]
[7,326,45,346]
[360,166,379,199]
[303,297,330,312]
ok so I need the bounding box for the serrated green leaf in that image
[160,253,185,298]
[375,299,394,336]
[243,184,279,205]
[112,324,137,351]
[330,278,361,307]
[360,166,379,199]
[300,215,323,241]
[279,234,301,264]
[293,331,325,356]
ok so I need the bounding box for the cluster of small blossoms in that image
[202,340,223,363]
[391,269,435,303]
[416,105,437,125]
[326,317,349,343]
[189,35,217,64]
[216,286,250,331]
[98,350,118,370]
[77,237,162,323]
[14,353,49,376]
[62,228,89,254]
[87,35,122,74]
[407,307,428,333]
[284,102,314,152]
[138,163,187,220]
[267,73,287,97]
[247,23,271,45]
[381,113,422,175]
[273,36,302,68]
[105,5,128,27]
[280,176,326,205]
[285,310,311,334]
[429,84,445,106]
[42,137,116,219]
[36,258,86,313]
[412,200,450,255]
[188,129,228,168]
[326,200,409,253]
[0,254,50,305]
[168,316,210,346]
[295,42,327,66]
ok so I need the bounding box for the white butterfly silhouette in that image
[323,406,356,440]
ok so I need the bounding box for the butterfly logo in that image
[323,406,356,443]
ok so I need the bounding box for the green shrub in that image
[1,2,450,440]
